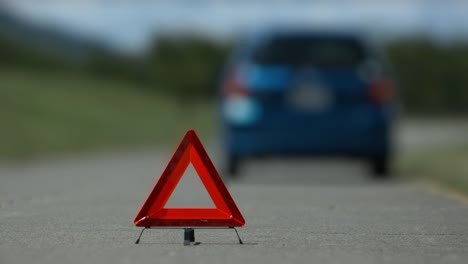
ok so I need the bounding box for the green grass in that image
[0,70,216,160]
[398,144,468,195]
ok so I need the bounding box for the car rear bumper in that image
[223,108,393,159]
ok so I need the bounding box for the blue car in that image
[218,29,396,178]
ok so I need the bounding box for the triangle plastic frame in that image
[134,130,245,227]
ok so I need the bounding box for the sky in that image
[3,1,468,53]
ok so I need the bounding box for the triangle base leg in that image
[184,228,196,246]
[135,227,148,244]
[232,227,244,245]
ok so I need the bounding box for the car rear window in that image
[252,35,366,68]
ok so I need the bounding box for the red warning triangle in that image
[134,130,245,227]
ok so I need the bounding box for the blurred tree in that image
[387,39,468,115]
[147,35,230,99]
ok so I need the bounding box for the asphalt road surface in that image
[1,120,468,264]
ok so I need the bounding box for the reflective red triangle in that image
[134,130,245,227]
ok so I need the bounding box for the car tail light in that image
[222,71,249,97]
[222,68,262,125]
[369,79,394,105]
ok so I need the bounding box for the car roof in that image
[245,25,370,43]
[232,25,378,60]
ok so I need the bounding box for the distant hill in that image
[0,5,109,59]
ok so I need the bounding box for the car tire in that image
[370,157,391,179]
[227,156,241,178]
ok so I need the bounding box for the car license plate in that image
[287,84,333,111]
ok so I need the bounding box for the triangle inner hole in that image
[164,163,216,208]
